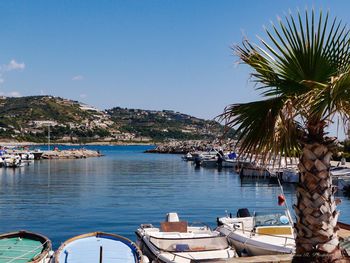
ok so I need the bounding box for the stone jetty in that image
[41,149,103,159]
[145,139,237,154]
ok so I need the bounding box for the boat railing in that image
[222,220,247,234]
[236,221,246,235]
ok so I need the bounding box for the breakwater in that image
[145,139,236,154]
[41,149,103,159]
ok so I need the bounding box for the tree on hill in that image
[219,9,350,262]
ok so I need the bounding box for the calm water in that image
[0,145,349,248]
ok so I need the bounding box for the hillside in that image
[107,107,225,141]
[0,96,232,143]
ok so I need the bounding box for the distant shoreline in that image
[0,141,155,147]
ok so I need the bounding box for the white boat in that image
[55,232,147,263]
[280,168,299,183]
[331,167,350,191]
[269,167,300,183]
[216,208,295,256]
[136,212,237,263]
[3,154,25,168]
[200,158,218,168]
[221,159,237,168]
[331,167,350,177]
[181,153,195,162]
[240,166,271,178]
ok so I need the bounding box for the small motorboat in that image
[0,230,53,263]
[54,232,146,263]
[136,212,237,263]
[216,208,295,256]
[331,167,350,191]
[3,154,25,168]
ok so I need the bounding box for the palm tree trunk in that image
[293,141,346,262]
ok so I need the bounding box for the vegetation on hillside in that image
[0,96,232,143]
[107,107,226,141]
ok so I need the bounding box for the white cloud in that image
[0,59,26,85]
[80,94,87,98]
[72,75,84,81]
[5,60,25,71]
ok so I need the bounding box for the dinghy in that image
[54,232,146,263]
[136,212,237,263]
[0,230,52,263]
[216,208,295,256]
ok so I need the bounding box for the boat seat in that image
[160,221,188,233]
[256,226,293,235]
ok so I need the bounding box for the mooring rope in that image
[7,240,48,263]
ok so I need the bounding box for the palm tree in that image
[218,9,350,262]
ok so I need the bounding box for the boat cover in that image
[0,237,44,263]
[57,235,139,263]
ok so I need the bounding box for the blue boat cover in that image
[58,235,138,263]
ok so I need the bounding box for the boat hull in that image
[136,230,236,263]
[239,167,270,178]
[218,226,294,256]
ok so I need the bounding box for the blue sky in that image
[0,0,348,137]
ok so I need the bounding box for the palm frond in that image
[221,9,350,162]
[217,97,302,162]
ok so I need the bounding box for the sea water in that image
[0,145,348,248]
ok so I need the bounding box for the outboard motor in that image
[194,156,201,167]
[165,212,180,222]
[216,217,223,226]
[236,208,251,218]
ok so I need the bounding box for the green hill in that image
[0,96,233,143]
[107,107,226,141]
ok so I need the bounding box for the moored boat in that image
[331,167,350,190]
[239,166,271,178]
[54,232,146,263]
[0,230,53,263]
[3,154,25,168]
[216,208,295,256]
[136,212,237,263]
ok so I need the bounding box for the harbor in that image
[0,145,349,262]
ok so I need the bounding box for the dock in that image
[226,254,292,262]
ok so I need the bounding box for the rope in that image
[155,243,232,262]
[276,175,294,227]
[7,240,48,263]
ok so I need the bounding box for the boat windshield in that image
[254,211,291,227]
[149,236,229,252]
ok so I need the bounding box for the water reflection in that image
[0,145,348,249]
